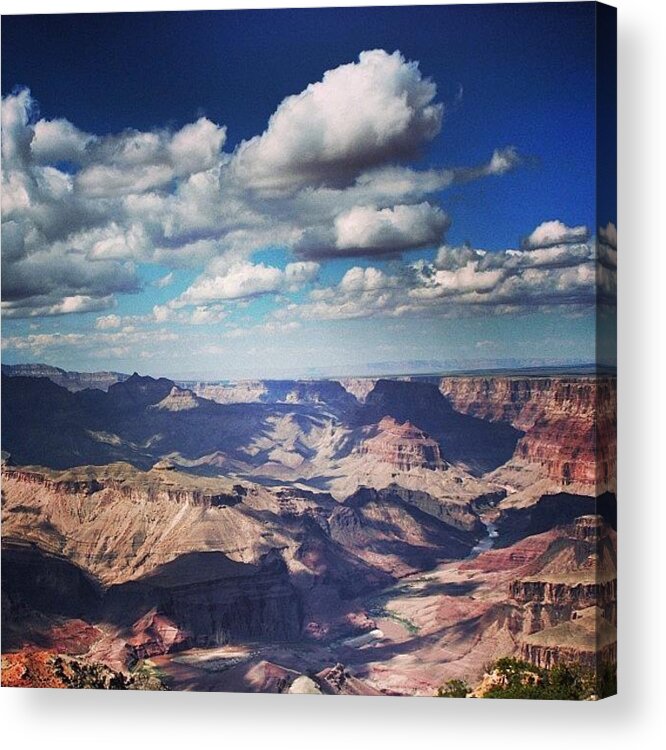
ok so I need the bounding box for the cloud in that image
[486,147,521,176]
[338,266,399,293]
[177,261,319,305]
[333,202,448,256]
[95,313,122,330]
[2,63,520,319]
[151,302,227,326]
[599,221,617,251]
[76,163,175,198]
[597,221,617,304]
[411,261,505,298]
[2,327,179,355]
[153,271,174,289]
[287,265,402,320]
[283,261,321,289]
[0,90,231,317]
[2,293,116,319]
[74,118,227,198]
[179,263,283,304]
[189,306,227,325]
[597,221,617,271]
[1,88,34,169]
[232,50,443,193]
[168,118,228,176]
[1,90,145,315]
[523,219,588,249]
[152,304,173,324]
[86,223,150,261]
[288,147,517,261]
[31,118,96,163]
[434,244,486,270]
[1,236,138,318]
[449,146,522,185]
[278,220,597,322]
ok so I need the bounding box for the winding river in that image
[467,517,499,558]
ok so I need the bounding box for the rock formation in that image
[329,487,477,576]
[518,606,617,670]
[1,367,616,695]
[439,376,616,490]
[357,416,446,471]
[151,386,202,411]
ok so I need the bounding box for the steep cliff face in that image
[183,380,268,404]
[104,550,302,647]
[337,378,378,403]
[151,386,203,412]
[439,376,616,488]
[1,465,336,585]
[360,379,522,474]
[506,514,616,634]
[4,463,477,661]
[328,487,477,577]
[506,518,616,672]
[508,579,617,634]
[357,416,445,472]
[1,542,103,635]
[438,377,595,429]
[459,515,616,674]
[493,492,617,548]
[2,369,615,491]
[2,473,307,661]
[518,606,617,670]
[2,464,244,509]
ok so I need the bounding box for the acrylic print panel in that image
[0,2,616,698]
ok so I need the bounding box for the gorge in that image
[1,365,616,694]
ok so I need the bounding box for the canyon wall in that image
[439,376,616,489]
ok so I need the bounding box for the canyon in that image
[1,365,616,695]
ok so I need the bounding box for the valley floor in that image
[152,522,511,695]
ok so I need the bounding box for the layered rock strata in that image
[439,376,616,488]
[357,416,445,471]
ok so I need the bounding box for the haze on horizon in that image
[1,5,616,380]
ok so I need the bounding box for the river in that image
[467,517,499,558]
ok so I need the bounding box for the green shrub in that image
[437,657,617,701]
[436,679,471,698]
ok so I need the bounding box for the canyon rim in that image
[1,2,617,699]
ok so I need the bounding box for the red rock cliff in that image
[357,416,446,472]
[438,376,616,488]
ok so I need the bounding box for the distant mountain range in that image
[1,363,130,392]
[1,360,614,395]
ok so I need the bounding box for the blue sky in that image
[1,3,614,379]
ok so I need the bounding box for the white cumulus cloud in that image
[95,313,122,330]
[178,261,319,305]
[524,219,588,249]
[334,202,449,255]
[233,49,443,193]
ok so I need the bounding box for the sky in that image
[1,3,616,379]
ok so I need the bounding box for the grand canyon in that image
[1,4,617,700]
[1,364,616,697]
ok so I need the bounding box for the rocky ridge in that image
[2,363,129,392]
